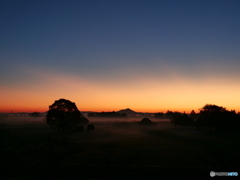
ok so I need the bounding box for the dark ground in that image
[0,117,239,179]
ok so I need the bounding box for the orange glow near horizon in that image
[1,67,240,114]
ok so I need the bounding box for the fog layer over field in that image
[0,116,169,127]
[0,115,240,179]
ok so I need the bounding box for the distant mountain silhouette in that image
[118,108,137,116]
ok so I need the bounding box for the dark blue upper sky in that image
[1,0,240,112]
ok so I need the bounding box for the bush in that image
[139,118,152,125]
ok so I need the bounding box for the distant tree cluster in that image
[165,111,182,121]
[153,110,199,122]
[168,104,240,131]
[88,111,127,118]
[196,104,240,131]
[30,112,42,117]
[45,99,240,132]
[154,112,164,119]
[172,114,194,127]
[166,111,194,127]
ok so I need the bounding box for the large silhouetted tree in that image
[199,104,226,114]
[196,104,240,131]
[46,99,89,132]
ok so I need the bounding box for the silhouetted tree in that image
[201,104,228,114]
[164,110,172,118]
[196,104,240,131]
[190,110,199,120]
[87,124,95,131]
[46,99,89,132]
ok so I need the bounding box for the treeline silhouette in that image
[167,104,240,131]
[1,99,240,179]
[196,104,240,131]
[30,112,42,117]
[15,98,240,133]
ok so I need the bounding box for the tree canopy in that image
[46,98,89,132]
[199,104,227,114]
[196,104,240,131]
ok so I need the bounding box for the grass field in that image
[1,116,240,179]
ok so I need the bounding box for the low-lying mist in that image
[1,115,239,179]
[0,115,170,140]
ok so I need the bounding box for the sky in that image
[1,0,240,113]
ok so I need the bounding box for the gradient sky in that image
[1,0,240,113]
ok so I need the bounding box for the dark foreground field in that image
[0,117,240,179]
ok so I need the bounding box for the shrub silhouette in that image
[46,98,89,132]
[87,124,95,131]
[140,118,152,124]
